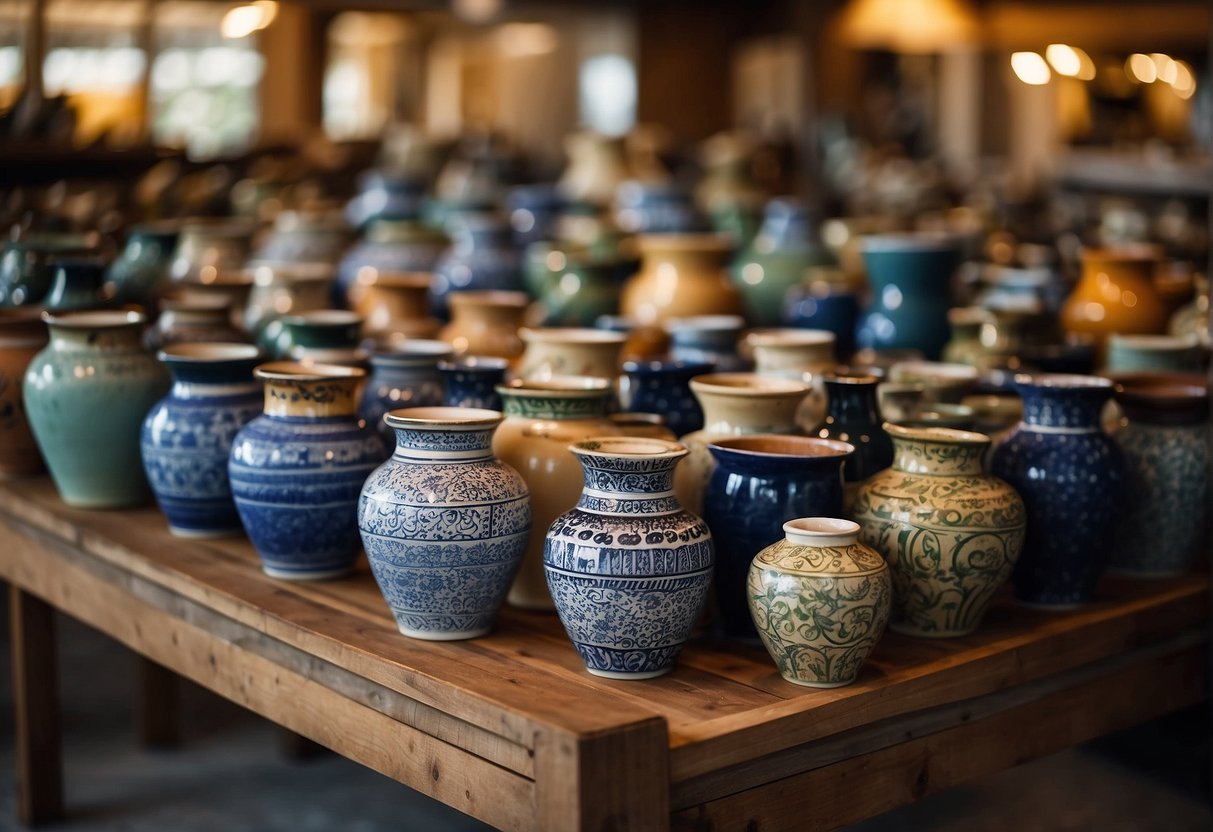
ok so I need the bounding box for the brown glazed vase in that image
[620,233,743,325]
[1061,245,1168,353]
[438,290,530,360]
[0,308,49,476]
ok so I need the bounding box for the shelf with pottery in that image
[0,474,1206,831]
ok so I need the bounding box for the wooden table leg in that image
[136,656,181,749]
[278,727,327,760]
[10,586,63,826]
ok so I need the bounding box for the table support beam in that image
[136,656,181,749]
[11,586,63,827]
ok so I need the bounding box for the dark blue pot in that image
[856,234,960,360]
[344,170,429,230]
[704,434,853,638]
[783,284,859,359]
[666,315,750,372]
[507,184,563,248]
[230,363,387,579]
[431,215,524,319]
[621,358,713,437]
[141,343,263,537]
[359,341,452,445]
[990,374,1125,607]
[440,356,509,411]
[815,373,892,483]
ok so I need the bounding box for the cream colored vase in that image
[516,328,626,381]
[621,234,743,325]
[746,328,836,429]
[493,377,622,610]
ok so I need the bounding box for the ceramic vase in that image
[1061,245,1168,352]
[0,233,97,307]
[251,209,348,267]
[351,271,441,342]
[431,215,525,319]
[782,279,859,359]
[175,270,255,334]
[438,290,529,360]
[140,343,263,537]
[516,327,626,381]
[344,171,429,230]
[1108,373,1209,576]
[439,356,508,411]
[24,310,170,507]
[507,184,563,248]
[942,307,990,367]
[271,310,364,362]
[732,198,830,327]
[621,234,742,324]
[168,220,256,283]
[360,341,452,445]
[748,518,891,687]
[337,219,448,306]
[990,375,1125,607]
[856,234,960,360]
[666,315,750,372]
[852,424,1026,637]
[358,407,530,639]
[545,437,713,679]
[674,373,809,516]
[0,308,49,476]
[747,328,837,430]
[104,221,180,307]
[620,358,713,437]
[558,130,630,207]
[493,377,622,610]
[146,296,246,350]
[245,263,335,346]
[1105,334,1206,374]
[229,362,386,579]
[814,372,893,493]
[704,435,853,639]
[532,249,624,327]
[614,180,706,235]
[44,258,106,312]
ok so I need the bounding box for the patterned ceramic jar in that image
[359,341,453,446]
[358,407,530,640]
[140,343,263,537]
[990,374,1125,607]
[229,362,386,579]
[1108,373,1209,577]
[545,437,713,679]
[748,518,891,687]
[0,308,49,477]
[853,424,1026,637]
[439,356,509,411]
[516,327,626,381]
[620,358,713,437]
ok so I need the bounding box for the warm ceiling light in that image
[1126,53,1157,83]
[1173,60,1197,99]
[220,1,277,39]
[1151,53,1178,85]
[1011,51,1051,85]
[1045,44,1094,80]
[452,0,502,24]
[839,0,980,54]
[496,22,558,57]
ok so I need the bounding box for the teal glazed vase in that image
[1108,373,1209,577]
[0,234,97,307]
[732,198,831,327]
[105,222,180,307]
[44,258,107,312]
[856,234,961,360]
[359,407,530,640]
[24,310,170,507]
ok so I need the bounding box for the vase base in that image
[399,625,491,641]
[169,525,243,540]
[262,564,352,581]
[585,666,671,681]
[779,674,856,689]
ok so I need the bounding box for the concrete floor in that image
[0,608,1209,832]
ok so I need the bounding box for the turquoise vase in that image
[856,234,960,360]
[732,198,831,327]
[105,222,180,307]
[24,310,170,507]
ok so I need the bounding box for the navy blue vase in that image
[230,363,387,579]
[704,434,853,639]
[141,343,263,537]
[620,358,713,437]
[783,284,859,359]
[440,356,509,411]
[431,214,525,319]
[359,341,452,446]
[990,375,1125,607]
[814,373,893,484]
[507,184,563,248]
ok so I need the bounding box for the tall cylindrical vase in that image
[856,234,959,360]
[990,375,1124,607]
[545,437,713,679]
[24,311,170,507]
[359,407,531,640]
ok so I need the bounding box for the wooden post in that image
[136,657,181,749]
[10,586,63,827]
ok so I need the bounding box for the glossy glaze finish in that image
[359,407,530,639]
[431,216,525,319]
[438,290,529,360]
[1062,245,1168,349]
[782,282,859,359]
[621,234,742,325]
[244,263,335,347]
[856,234,960,360]
[814,373,893,486]
[105,222,180,306]
[620,358,713,437]
[0,308,49,476]
[704,434,852,639]
[439,356,508,411]
[140,343,263,537]
[359,341,452,444]
[732,198,831,327]
[516,327,626,381]
[1105,334,1206,374]
[0,234,97,307]
[666,314,750,372]
[44,258,106,311]
[545,437,713,679]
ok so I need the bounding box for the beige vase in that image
[493,377,623,610]
[244,263,335,336]
[438,290,530,360]
[674,372,809,515]
[558,130,631,206]
[746,328,836,429]
[516,327,626,381]
[352,271,441,342]
[621,233,743,325]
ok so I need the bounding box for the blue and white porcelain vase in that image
[230,362,386,579]
[358,407,531,640]
[431,214,524,319]
[990,374,1125,607]
[359,341,453,446]
[439,356,509,411]
[141,343,263,537]
[545,437,714,679]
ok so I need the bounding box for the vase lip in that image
[439,355,510,372]
[709,433,854,459]
[889,360,980,383]
[570,436,688,460]
[519,327,627,345]
[1080,242,1163,262]
[1107,332,1202,351]
[823,370,881,386]
[448,290,530,310]
[1013,372,1113,392]
[636,232,733,253]
[254,360,366,382]
[883,421,990,446]
[42,309,146,329]
[498,375,612,396]
[664,314,746,334]
[783,517,860,539]
[353,269,432,290]
[622,356,715,375]
[858,232,959,253]
[744,328,835,348]
[249,262,335,286]
[159,293,232,313]
[370,339,454,362]
[281,309,364,327]
[384,406,503,430]
[158,342,262,364]
[690,372,810,396]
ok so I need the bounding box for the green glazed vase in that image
[852,423,1026,638]
[748,517,891,687]
[24,310,170,507]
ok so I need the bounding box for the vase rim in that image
[249,262,335,286]
[1013,372,1113,391]
[883,421,990,446]
[858,232,958,253]
[519,327,627,345]
[254,361,366,382]
[439,355,510,372]
[783,517,859,540]
[709,434,854,459]
[889,360,980,383]
[622,357,715,374]
[690,372,810,396]
[281,309,364,327]
[384,406,503,430]
[745,328,835,348]
[499,376,612,395]
[823,371,881,385]
[448,290,530,310]
[570,436,687,460]
[371,339,454,361]
[636,232,733,253]
[664,314,746,333]
[159,342,262,363]
[43,309,145,329]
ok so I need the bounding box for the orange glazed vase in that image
[1061,245,1168,351]
[620,233,743,325]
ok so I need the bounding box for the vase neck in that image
[892,435,987,476]
[263,376,361,418]
[697,390,803,434]
[393,425,495,462]
[500,390,610,420]
[1018,383,1111,431]
[824,379,881,424]
[575,455,682,516]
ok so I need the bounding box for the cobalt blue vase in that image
[620,358,713,437]
[358,407,531,640]
[855,234,960,361]
[545,437,714,679]
[359,340,452,446]
[990,374,1125,607]
[431,214,524,319]
[704,434,853,639]
[229,362,386,579]
[439,356,509,411]
[141,343,263,537]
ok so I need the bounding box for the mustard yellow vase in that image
[1061,245,1168,351]
[620,233,743,325]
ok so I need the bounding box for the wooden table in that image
[1,477,1207,831]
